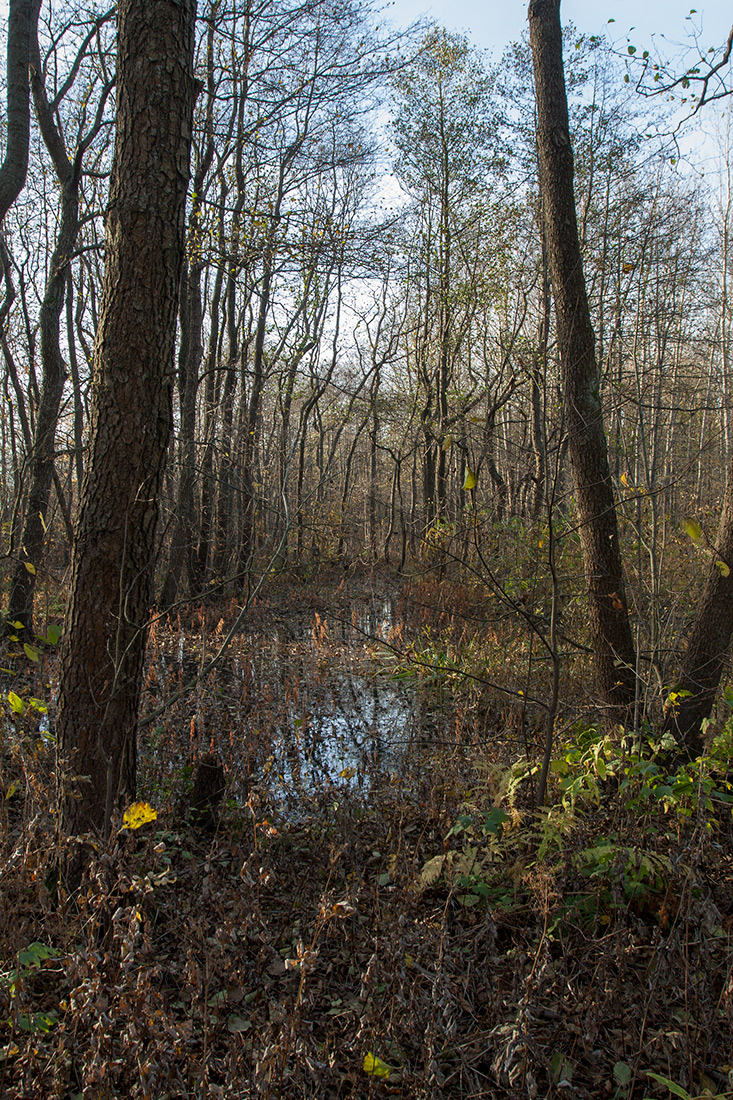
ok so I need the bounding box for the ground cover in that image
[1,570,732,1099]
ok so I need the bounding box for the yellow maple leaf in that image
[122,801,157,830]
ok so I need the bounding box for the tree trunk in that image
[529,0,636,720]
[0,0,39,226]
[667,470,733,754]
[159,258,204,608]
[56,0,197,835]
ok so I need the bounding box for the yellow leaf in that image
[363,1052,394,1079]
[620,472,629,486]
[715,560,730,578]
[462,468,477,491]
[122,801,158,830]
[7,691,24,715]
[339,766,357,780]
[23,561,36,575]
[682,518,703,544]
[441,435,453,451]
[419,854,446,888]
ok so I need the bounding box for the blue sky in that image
[383,0,733,63]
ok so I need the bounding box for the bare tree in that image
[7,8,114,636]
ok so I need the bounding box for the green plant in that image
[643,1068,733,1099]
[419,804,514,907]
[575,836,672,903]
[1,942,60,1035]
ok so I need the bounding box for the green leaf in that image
[456,893,481,907]
[482,807,509,835]
[45,625,61,645]
[611,1057,631,1085]
[32,1012,58,1034]
[550,1051,572,1083]
[715,559,730,577]
[227,1013,251,1034]
[644,1071,693,1099]
[18,943,57,969]
[23,643,40,663]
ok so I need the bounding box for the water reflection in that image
[147,594,452,811]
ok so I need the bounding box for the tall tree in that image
[0,0,39,228]
[665,164,733,754]
[528,0,636,719]
[56,0,197,834]
[392,27,500,533]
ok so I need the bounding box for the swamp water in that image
[143,595,455,813]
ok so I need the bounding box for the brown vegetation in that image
[1,576,732,1098]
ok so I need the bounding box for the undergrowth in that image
[1,579,732,1099]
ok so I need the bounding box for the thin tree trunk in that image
[8,26,112,633]
[529,0,636,719]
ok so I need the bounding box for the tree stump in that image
[189,753,225,831]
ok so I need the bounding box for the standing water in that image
[142,589,454,812]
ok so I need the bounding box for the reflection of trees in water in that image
[270,663,446,801]
[144,599,451,809]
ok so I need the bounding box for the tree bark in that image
[529,0,636,719]
[159,257,204,608]
[56,0,197,835]
[666,476,733,754]
[0,0,39,226]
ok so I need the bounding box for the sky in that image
[380,0,733,173]
[382,1,733,65]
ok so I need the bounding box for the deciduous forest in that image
[1,0,733,1095]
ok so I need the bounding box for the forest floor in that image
[1,567,732,1099]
